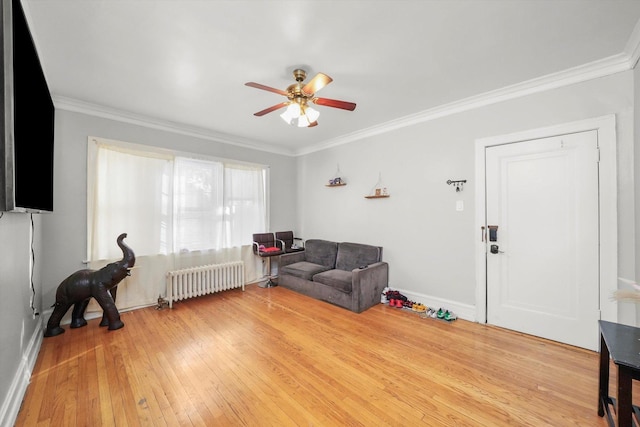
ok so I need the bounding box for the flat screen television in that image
[0,0,55,213]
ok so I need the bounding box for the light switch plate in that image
[456,200,464,211]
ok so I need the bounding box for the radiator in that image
[166,261,245,308]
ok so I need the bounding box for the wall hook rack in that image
[447,179,467,192]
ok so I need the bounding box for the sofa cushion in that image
[335,242,381,272]
[312,269,353,294]
[280,261,332,281]
[304,239,338,268]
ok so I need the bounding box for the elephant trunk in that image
[116,233,136,270]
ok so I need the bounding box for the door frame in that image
[474,115,618,325]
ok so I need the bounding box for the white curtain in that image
[89,142,173,260]
[86,138,266,316]
[223,163,267,247]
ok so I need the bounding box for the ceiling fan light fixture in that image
[281,102,320,127]
[305,106,320,123]
[280,103,300,124]
[247,68,354,128]
[297,114,311,128]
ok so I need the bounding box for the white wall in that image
[297,71,636,320]
[634,63,640,324]
[0,213,43,427]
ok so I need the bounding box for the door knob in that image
[490,244,504,254]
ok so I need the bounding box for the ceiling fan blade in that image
[254,102,289,116]
[245,82,289,97]
[313,97,357,111]
[302,73,333,95]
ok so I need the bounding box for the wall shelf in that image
[327,163,345,186]
[366,172,389,198]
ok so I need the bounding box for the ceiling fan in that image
[245,69,356,128]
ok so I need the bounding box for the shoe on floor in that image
[412,303,426,313]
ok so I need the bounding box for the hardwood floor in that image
[16,285,623,426]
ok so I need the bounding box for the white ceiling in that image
[21,0,640,156]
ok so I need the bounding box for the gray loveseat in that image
[278,239,389,313]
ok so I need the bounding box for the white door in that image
[485,130,600,350]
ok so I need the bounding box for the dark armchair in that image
[252,232,284,288]
[275,231,305,253]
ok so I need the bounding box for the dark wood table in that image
[598,320,640,426]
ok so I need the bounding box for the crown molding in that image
[55,26,640,159]
[53,96,297,157]
[295,51,634,156]
[625,17,640,69]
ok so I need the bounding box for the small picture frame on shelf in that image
[365,173,390,198]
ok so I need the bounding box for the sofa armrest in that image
[351,262,389,313]
[279,251,306,269]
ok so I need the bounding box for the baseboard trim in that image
[0,318,43,427]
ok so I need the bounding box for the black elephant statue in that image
[44,233,136,337]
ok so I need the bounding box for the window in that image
[88,138,267,261]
